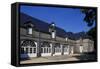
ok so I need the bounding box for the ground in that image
[20,53,96,64]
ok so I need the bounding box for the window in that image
[30,48,32,53]
[44,48,46,53]
[52,31,55,38]
[33,48,36,53]
[47,48,48,53]
[66,37,68,41]
[26,48,28,53]
[41,48,43,53]
[80,46,83,53]
[28,28,32,35]
[21,48,24,54]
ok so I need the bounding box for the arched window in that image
[41,42,50,47]
[21,40,36,47]
[20,40,37,54]
[41,42,51,53]
[54,43,61,53]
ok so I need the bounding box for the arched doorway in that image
[20,40,37,58]
[41,41,51,56]
[63,44,70,55]
[53,43,61,56]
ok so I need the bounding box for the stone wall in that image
[20,27,94,54]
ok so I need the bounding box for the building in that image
[20,13,94,59]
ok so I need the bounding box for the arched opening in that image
[41,41,51,56]
[20,40,37,58]
[63,44,70,55]
[53,43,61,56]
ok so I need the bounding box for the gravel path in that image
[20,54,80,64]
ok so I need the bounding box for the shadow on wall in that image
[20,49,31,61]
[73,52,97,61]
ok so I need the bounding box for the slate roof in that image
[66,32,92,40]
[20,13,67,38]
[20,13,92,40]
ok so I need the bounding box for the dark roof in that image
[20,13,92,40]
[20,13,67,38]
[66,32,92,40]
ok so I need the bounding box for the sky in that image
[20,5,92,33]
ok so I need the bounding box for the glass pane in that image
[41,48,43,53]
[26,48,28,53]
[44,48,46,53]
[33,48,36,53]
[21,48,24,54]
[30,48,32,53]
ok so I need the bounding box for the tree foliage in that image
[81,8,97,38]
[81,8,97,52]
[81,8,96,27]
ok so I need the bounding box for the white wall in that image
[0,0,99,69]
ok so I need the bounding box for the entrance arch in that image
[53,43,61,56]
[41,41,51,56]
[20,40,37,58]
[63,44,70,55]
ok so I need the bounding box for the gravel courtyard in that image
[20,54,96,64]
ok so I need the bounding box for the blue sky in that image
[20,5,92,33]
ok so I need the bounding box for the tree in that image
[81,8,97,54]
[81,8,96,27]
[81,8,97,40]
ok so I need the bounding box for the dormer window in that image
[49,22,56,39]
[52,31,55,38]
[66,37,68,41]
[24,21,34,35]
[28,27,32,35]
